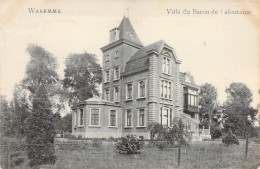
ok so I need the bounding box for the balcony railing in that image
[184,105,198,113]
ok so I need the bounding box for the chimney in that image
[109,27,119,43]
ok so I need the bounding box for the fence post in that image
[7,142,10,169]
[178,143,181,167]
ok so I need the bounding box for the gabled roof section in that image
[118,16,143,46]
[123,40,180,75]
[127,40,168,62]
[179,72,199,89]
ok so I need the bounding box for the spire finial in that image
[125,7,130,18]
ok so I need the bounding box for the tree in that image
[171,118,191,167]
[0,95,15,137]
[9,84,30,138]
[199,83,218,128]
[63,52,102,105]
[22,44,59,97]
[223,82,257,158]
[26,86,56,166]
[147,118,191,167]
[61,113,72,132]
[23,44,58,166]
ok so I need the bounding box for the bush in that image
[63,132,77,139]
[211,127,222,139]
[115,135,143,154]
[222,130,239,145]
[147,119,191,150]
[91,138,103,148]
[55,140,89,151]
[109,136,115,142]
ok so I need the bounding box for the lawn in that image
[14,140,260,169]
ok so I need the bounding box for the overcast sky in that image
[0,0,259,108]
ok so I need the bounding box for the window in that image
[90,108,99,126]
[185,89,198,106]
[79,108,84,126]
[73,111,77,127]
[166,58,170,74]
[105,54,109,62]
[114,86,119,102]
[126,83,133,100]
[114,66,120,80]
[168,82,171,99]
[164,81,167,98]
[110,110,117,127]
[160,107,172,127]
[162,57,166,73]
[160,80,172,99]
[104,88,110,101]
[115,50,119,58]
[162,57,171,74]
[125,109,132,127]
[138,109,145,127]
[186,121,191,130]
[138,80,146,98]
[104,70,110,82]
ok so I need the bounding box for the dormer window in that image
[162,57,171,74]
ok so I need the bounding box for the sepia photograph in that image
[0,0,259,168]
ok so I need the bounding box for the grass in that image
[13,140,260,169]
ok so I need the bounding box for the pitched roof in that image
[118,17,143,46]
[123,40,168,74]
[179,72,196,85]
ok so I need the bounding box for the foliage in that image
[55,140,89,151]
[91,138,103,148]
[223,82,257,159]
[63,132,77,139]
[53,113,72,132]
[223,83,257,136]
[26,86,56,166]
[22,44,59,95]
[23,44,58,167]
[60,113,72,132]
[199,83,220,128]
[9,84,31,138]
[147,118,191,150]
[222,130,239,145]
[0,95,15,137]
[115,134,143,154]
[63,52,102,106]
[210,127,222,139]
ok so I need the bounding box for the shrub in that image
[55,140,89,151]
[63,132,77,139]
[211,127,222,139]
[12,157,25,166]
[147,118,191,150]
[109,136,115,142]
[222,130,239,145]
[250,137,260,144]
[91,138,103,148]
[115,134,143,154]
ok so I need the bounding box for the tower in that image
[100,16,143,103]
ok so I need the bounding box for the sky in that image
[0,0,259,109]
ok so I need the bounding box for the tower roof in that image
[118,16,143,46]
